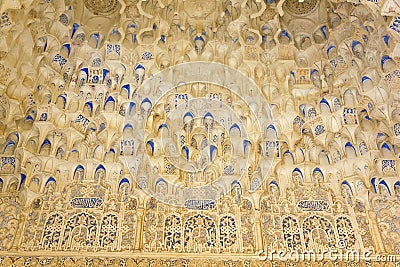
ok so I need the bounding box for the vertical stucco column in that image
[366,211,386,253]
[134,207,145,251]
[254,210,263,251]
[11,212,26,250]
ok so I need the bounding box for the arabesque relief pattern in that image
[0,0,400,266]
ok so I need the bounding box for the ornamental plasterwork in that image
[0,0,399,266]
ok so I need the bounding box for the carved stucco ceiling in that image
[0,0,399,264]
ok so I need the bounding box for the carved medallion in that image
[284,0,319,16]
[84,0,120,15]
